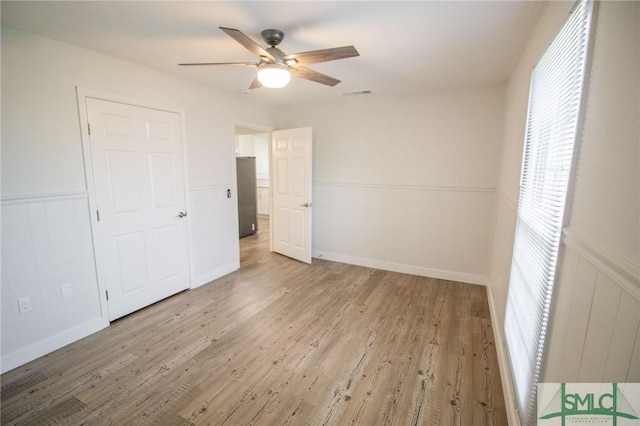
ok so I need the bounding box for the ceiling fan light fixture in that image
[257,63,291,88]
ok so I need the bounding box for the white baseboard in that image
[485,285,521,426]
[1,316,108,374]
[312,250,487,286]
[190,261,240,289]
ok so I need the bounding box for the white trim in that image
[1,191,88,204]
[0,317,108,374]
[76,87,110,323]
[234,120,274,134]
[496,189,519,211]
[176,101,194,305]
[76,88,187,115]
[313,250,487,286]
[314,181,495,194]
[563,230,640,300]
[190,261,240,289]
[485,285,522,426]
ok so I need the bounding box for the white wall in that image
[488,1,640,423]
[1,195,104,370]
[1,26,275,372]
[253,134,270,182]
[543,0,640,384]
[235,133,270,182]
[277,87,505,284]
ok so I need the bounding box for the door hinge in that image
[88,123,92,135]
[96,210,100,221]
[105,290,109,301]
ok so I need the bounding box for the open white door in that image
[86,98,190,320]
[271,127,312,264]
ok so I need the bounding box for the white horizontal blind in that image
[503,1,594,425]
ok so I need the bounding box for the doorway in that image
[234,124,272,258]
[233,124,314,265]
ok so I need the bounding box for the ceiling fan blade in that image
[284,46,359,65]
[292,66,341,87]
[219,27,275,61]
[249,76,262,90]
[178,62,257,66]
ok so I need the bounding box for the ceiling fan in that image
[179,27,359,89]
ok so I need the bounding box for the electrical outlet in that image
[18,296,32,314]
[60,283,73,299]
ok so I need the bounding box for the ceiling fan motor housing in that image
[264,47,287,66]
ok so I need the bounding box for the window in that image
[503,0,595,425]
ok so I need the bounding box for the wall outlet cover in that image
[18,296,32,314]
[60,283,73,299]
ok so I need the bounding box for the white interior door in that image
[271,127,313,263]
[86,98,190,320]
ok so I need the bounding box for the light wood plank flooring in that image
[1,216,507,425]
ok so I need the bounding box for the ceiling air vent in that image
[342,90,372,97]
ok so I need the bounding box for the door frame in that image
[233,121,275,252]
[76,87,192,324]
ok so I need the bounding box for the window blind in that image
[503,1,594,425]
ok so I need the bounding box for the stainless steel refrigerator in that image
[236,157,258,238]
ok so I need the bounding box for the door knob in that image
[177,211,187,218]
[300,203,312,208]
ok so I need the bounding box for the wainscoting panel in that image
[543,235,640,383]
[311,182,496,285]
[1,193,106,373]
[188,185,240,288]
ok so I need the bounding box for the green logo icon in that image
[539,383,639,425]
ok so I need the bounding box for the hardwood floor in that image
[1,216,507,425]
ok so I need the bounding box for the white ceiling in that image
[1,1,545,106]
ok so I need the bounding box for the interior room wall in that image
[235,133,269,183]
[542,0,639,384]
[252,135,270,183]
[488,1,639,422]
[276,87,505,284]
[1,26,275,372]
